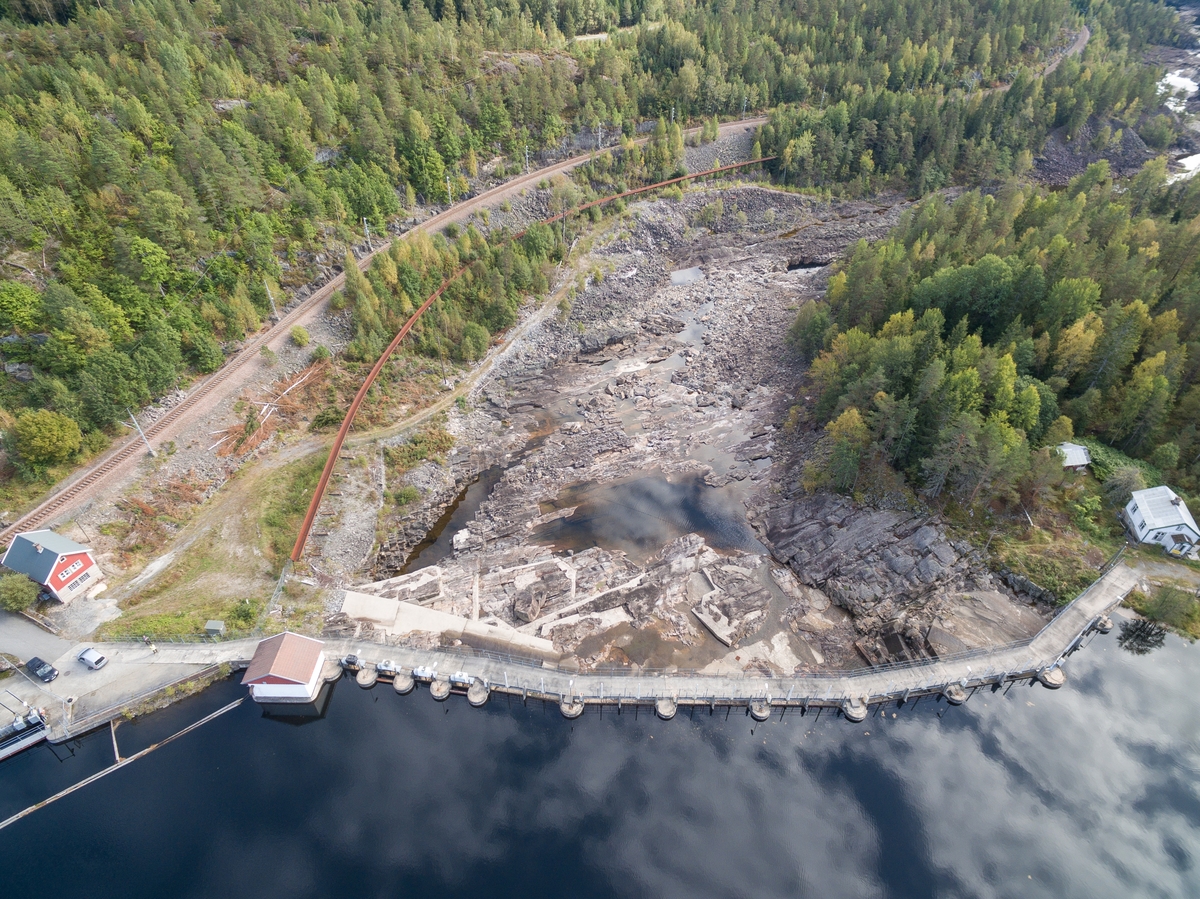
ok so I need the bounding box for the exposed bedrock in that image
[764,493,995,630]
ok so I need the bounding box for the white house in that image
[1123,486,1199,557]
[1057,442,1092,472]
[241,632,326,702]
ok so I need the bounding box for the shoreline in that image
[9,557,1134,748]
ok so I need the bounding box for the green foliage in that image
[392,485,420,506]
[1069,494,1103,531]
[760,5,1182,196]
[309,345,332,363]
[1077,439,1162,485]
[0,0,1185,502]
[0,572,38,611]
[9,408,81,468]
[1127,585,1200,638]
[310,407,344,431]
[798,168,1200,505]
[384,425,455,474]
[290,326,310,348]
[259,454,325,567]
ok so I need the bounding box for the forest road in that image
[0,116,770,546]
[968,25,1089,103]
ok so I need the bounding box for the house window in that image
[57,559,84,582]
[1153,532,1163,540]
[66,570,91,592]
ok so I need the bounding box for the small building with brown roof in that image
[241,632,326,702]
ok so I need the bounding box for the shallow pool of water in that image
[531,471,764,563]
[401,464,507,572]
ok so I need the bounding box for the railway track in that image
[0,117,769,546]
[290,155,776,562]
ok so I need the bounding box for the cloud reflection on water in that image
[2,617,1198,899]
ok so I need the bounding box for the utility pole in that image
[525,144,530,173]
[262,278,279,319]
[446,173,452,205]
[671,106,675,124]
[363,217,372,252]
[122,408,156,457]
[432,311,449,384]
[742,96,748,119]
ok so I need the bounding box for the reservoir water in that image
[1,611,1197,898]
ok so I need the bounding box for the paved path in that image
[0,612,73,663]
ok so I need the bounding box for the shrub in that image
[11,409,82,466]
[310,345,332,363]
[290,326,310,347]
[311,407,345,430]
[260,345,278,365]
[0,573,38,611]
[393,485,420,506]
[1078,438,1162,485]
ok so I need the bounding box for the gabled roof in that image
[1057,442,1092,468]
[242,632,325,685]
[1,529,93,585]
[1130,486,1199,535]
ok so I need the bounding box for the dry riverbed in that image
[325,185,1058,675]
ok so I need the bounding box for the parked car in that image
[76,647,108,670]
[25,656,58,682]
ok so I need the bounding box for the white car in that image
[77,647,108,670]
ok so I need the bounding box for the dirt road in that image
[0,116,768,545]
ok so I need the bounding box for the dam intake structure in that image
[311,559,1136,721]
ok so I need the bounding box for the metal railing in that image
[57,663,226,740]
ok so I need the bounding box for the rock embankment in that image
[764,492,1052,657]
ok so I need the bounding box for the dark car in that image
[25,657,58,683]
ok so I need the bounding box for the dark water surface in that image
[1,613,1198,898]
[533,472,765,563]
[402,464,507,572]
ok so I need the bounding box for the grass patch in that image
[384,422,454,476]
[992,532,1105,603]
[99,607,260,643]
[1125,585,1200,639]
[275,581,324,633]
[260,452,326,567]
[98,529,268,640]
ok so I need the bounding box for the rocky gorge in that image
[330,184,1057,674]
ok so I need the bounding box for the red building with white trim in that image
[1,529,102,603]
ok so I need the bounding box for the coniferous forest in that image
[0,0,1192,497]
